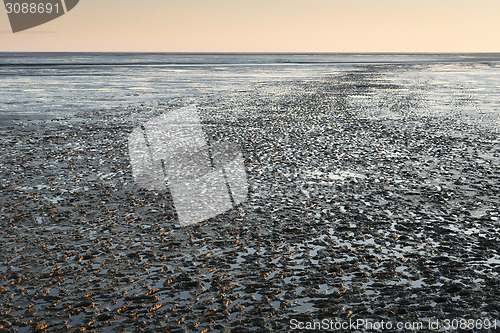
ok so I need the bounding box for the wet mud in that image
[0,65,499,332]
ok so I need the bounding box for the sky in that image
[1,0,500,52]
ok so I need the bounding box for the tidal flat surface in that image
[0,63,499,332]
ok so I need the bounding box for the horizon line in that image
[2,51,500,55]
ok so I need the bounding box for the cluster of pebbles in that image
[0,65,499,332]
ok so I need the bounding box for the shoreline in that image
[0,67,499,331]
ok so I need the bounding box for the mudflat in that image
[0,66,499,332]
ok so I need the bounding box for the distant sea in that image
[0,53,499,128]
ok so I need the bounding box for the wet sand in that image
[0,66,499,332]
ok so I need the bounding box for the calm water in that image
[0,53,499,129]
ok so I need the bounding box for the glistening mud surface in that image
[1,65,499,332]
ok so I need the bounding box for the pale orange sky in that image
[1,0,499,52]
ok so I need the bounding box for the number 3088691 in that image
[5,2,60,14]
